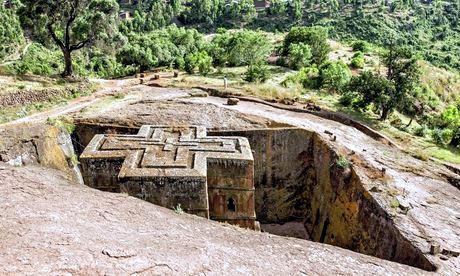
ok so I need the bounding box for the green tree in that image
[183,0,225,25]
[345,71,396,120]
[19,0,119,77]
[0,6,24,60]
[319,60,351,92]
[212,30,272,66]
[384,46,420,97]
[287,42,312,70]
[185,51,213,75]
[118,25,207,72]
[117,43,156,72]
[225,0,257,24]
[290,0,303,23]
[267,0,287,16]
[344,46,420,120]
[244,62,271,83]
[283,26,330,65]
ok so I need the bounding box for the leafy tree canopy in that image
[283,26,330,65]
[210,30,272,67]
[344,46,421,120]
[118,25,207,71]
[0,6,24,60]
[19,0,119,76]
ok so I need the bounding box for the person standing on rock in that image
[224,75,228,90]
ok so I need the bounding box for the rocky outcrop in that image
[211,128,436,271]
[0,165,431,275]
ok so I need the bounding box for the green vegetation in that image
[343,46,420,120]
[350,52,365,69]
[174,203,184,214]
[19,0,119,77]
[351,41,371,53]
[286,42,312,70]
[7,43,62,75]
[244,62,271,83]
[282,26,330,66]
[185,51,212,75]
[2,0,460,163]
[210,29,272,67]
[0,6,24,60]
[319,60,351,92]
[46,115,76,134]
[336,156,349,170]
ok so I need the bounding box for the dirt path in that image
[1,79,136,127]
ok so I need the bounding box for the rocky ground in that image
[0,165,431,275]
[1,78,459,274]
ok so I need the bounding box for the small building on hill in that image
[119,0,138,6]
[254,0,270,10]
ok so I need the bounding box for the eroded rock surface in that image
[2,85,460,274]
[0,166,431,275]
[68,88,460,273]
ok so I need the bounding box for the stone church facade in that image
[80,125,257,229]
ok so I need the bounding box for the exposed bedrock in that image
[210,128,436,271]
[73,124,436,271]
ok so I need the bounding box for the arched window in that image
[227,198,236,212]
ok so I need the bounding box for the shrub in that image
[117,43,156,72]
[281,66,319,88]
[8,43,62,75]
[440,105,460,127]
[351,56,365,69]
[0,7,24,60]
[287,42,312,70]
[351,40,371,53]
[184,54,195,74]
[319,60,351,92]
[450,127,460,147]
[118,25,208,72]
[244,62,271,83]
[339,92,357,107]
[184,51,213,75]
[46,115,75,134]
[174,203,184,214]
[442,128,454,144]
[283,26,330,65]
[413,124,429,137]
[350,51,365,69]
[336,156,349,169]
[432,128,445,145]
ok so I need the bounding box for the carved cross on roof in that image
[80,125,253,179]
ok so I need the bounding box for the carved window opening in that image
[227,198,236,212]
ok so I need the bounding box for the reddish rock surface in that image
[0,166,431,275]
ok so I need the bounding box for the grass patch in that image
[242,83,302,100]
[174,203,184,214]
[46,115,75,134]
[336,155,349,169]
